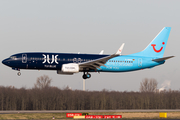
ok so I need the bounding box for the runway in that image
[0,109,180,114]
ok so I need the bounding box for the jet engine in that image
[57,63,79,75]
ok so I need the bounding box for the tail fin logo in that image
[151,42,165,53]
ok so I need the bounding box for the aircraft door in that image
[138,58,142,67]
[22,54,27,63]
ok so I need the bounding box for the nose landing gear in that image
[82,72,91,79]
[17,72,21,76]
[12,68,21,76]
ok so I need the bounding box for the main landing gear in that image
[82,72,91,79]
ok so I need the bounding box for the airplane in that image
[2,27,174,79]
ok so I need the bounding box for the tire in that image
[87,73,91,78]
[17,72,21,76]
[82,74,87,79]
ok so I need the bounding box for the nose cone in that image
[2,59,6,65]
[2,58,8,66]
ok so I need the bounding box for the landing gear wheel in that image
[82,72,91,79]
[83,74,87,79]
[87,73,91,78]
[17,72,21,76]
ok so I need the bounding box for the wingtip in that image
[115,43,125,55]
[99,50,104,55]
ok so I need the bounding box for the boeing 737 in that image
[2,27,174,79]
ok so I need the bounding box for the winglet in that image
[115,43,125,55]
[99,50,104,55]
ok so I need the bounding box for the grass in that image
[0,113,66,119]
[0,112,180,119]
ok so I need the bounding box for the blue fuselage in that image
[2,52,165,72]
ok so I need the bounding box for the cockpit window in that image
[10,56,17,59]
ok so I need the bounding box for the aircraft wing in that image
[79,43,125,70]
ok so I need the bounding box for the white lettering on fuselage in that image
[107,62,133,67]
[44,65,56,68]
[121,63,133,66]
[42,54,59,64]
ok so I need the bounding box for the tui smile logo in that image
[151,42,165,53]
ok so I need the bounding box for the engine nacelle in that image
[57,70,74,75]
[62,63,79,73]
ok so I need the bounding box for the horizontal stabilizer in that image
[152,56,174,62]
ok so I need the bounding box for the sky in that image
[0,0,180,91]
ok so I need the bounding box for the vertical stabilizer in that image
[131,27,171,58]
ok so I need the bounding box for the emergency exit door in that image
[138,58,142,67]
